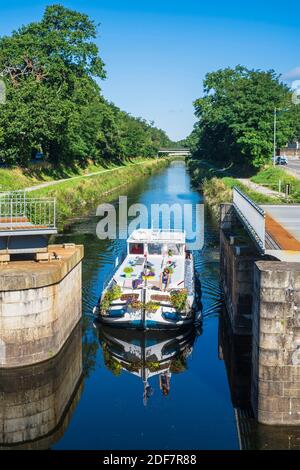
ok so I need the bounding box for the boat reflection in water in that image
[97,324,200,405]
[0,323,83,450]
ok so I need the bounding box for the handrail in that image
[0,190,56,230]
[233,187,265,252]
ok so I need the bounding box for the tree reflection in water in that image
[0,323,83,450]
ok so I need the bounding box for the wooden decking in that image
[265,214,300,251]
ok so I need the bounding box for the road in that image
[283,159,300,178]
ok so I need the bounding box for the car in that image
[275,156,288,165]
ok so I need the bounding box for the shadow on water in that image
[0,323,83,450]
[219,310,300,450]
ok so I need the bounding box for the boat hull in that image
[95,314,195,330]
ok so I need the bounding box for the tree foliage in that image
[0,4,173,166]
[190,66,297,167]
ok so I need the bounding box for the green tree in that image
[0,4,105,165]
[192,66,295,167]
[0,4,173,166]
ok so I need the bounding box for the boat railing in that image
[101,245,127,292]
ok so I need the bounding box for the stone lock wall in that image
[220,203,261,335]
[0,244,84,367]
[0,323,83,449]
[251,261,300,425]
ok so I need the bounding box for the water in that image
[3,161,299,449]
[50,160,239,450]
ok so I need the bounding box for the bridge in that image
[158,147,191,157]
[233,186,300,262]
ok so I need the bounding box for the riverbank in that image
[187,161,290,220]
[32,157,172,229]
[0,157,159,191]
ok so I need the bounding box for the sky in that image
[0,0,299,141]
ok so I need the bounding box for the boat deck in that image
[113,254,185,292]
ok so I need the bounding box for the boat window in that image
[148,243,162,255]
[167,244,183,255]
[129,243,144,255]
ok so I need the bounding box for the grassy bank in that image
[31,157,171,229]
[188,160,289,220]
[0,157,154,191]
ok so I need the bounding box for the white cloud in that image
[283,67,300,81]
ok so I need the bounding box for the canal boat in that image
[93,228,200,329]
[97,325,198,404]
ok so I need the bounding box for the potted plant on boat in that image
[170,289,188,312]
[110,284,122,300]
[99,285,122,314]
[145,301,159,313]
[124,266,134,278]
[128,300,143,312]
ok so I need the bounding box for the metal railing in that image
[233,187,265,252]
[0,190,56,231]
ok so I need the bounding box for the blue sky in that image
[0,1,299,140]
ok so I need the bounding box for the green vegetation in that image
[33,157,170,229]
[170,289,188,312]
[170,354,187,374]
[0,5,174,167]
[145,301,159,313]
[100,285,122,313]
[103,345,122,376]
[251,167,300,196]
[186,66,300,168]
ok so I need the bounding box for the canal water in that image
[52,160,240,450]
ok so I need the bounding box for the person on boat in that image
[131,243,143,255]
[160,268,170,291]
[159,371,171,396]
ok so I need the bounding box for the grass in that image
[198,171,286,221]
[0,157,155,191]
[250,166,300,197]
[31,157,171,229]
[222,176,282,204]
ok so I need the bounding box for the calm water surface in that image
[52,161,239,450]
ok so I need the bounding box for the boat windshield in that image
[129,243,144,255]
[148,243,163,255]
[167,243,183,255]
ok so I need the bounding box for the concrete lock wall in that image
[220,204,300,425]
[0,322,83,449]
[220,204,261,335]
[0,244,84,367]
[251,261,300,425]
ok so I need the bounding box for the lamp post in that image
[273,107,290,167]
[273,107,277,167]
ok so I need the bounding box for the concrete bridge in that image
[232,186,300,261]
[220,188,300,426]
[158,147,191,157]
